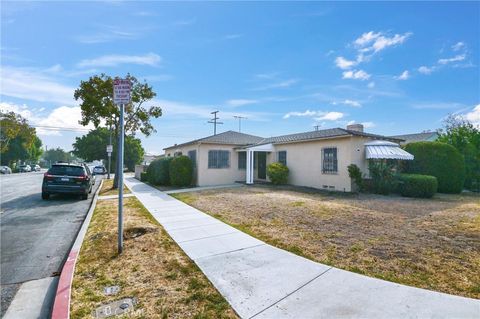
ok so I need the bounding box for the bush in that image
[267,162,289,185]
[397,174,438,198]
[169,156,193,187]
[368,160,395,195]
[403,142,465,194]
[140,171,148,182]
[146,157,172,185]
[347,164,363,191]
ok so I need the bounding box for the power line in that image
[208,111,223,135]
[233,115,247,132]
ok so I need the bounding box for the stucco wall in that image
[197,144,246,186]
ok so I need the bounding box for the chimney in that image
[347,124,364,132]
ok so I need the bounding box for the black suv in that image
[42,163,93,200]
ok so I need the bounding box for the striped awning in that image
[365,140,414,160]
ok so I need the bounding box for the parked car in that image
[42,163,94,200]
[33,164,41,172]
[0,166,12,174]
[93,166,107,175]
[18,164,31,172]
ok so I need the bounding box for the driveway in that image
[0,171,102,317]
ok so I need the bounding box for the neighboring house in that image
[143,153,160,165]
[164,124,410,192]
[389,131,438,145]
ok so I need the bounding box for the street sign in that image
[106,145,113,153]
[113,78,131,105]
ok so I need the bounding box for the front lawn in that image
[173,185,480,299]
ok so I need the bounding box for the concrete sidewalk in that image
[124,177,480,319]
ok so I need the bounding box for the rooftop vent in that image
[347,124,364,132]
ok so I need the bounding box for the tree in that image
[437,115,480,191]
[72,128,145,172]
[43,148,75,164]
[74,74,162,187]
[0,111,42,167]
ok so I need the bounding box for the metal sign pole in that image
[118,102,124,254]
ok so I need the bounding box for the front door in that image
[257,152,267,179]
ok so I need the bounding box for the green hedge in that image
[169,156,193,187]
[140,171,148,182]
[146,157,172,185]
[267,162,289,185]
[403,142,465,194]
[397,174,438,198]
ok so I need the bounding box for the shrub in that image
[147,157,172,185]
[368,160,395,195]
[267,162,289,185]
[140,171,148,182]
[397,174,438,198]
[403,142,465,194]
[169,156,193,187]
[348,164,364,191]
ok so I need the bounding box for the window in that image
[238,152,246,169]
[278,151,287,166]
[174,151,182,157]
[322,147,338,174]
[208,150,230,169]
[188,150,197,167]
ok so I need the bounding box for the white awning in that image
[365,140,414,160]
[244,143,275,152]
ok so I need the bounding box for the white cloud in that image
[412,102,463,110]
[367,81,375,88]
[343,99,362,107]
[77,53,161,68]
[314,111,344,121]
[0,101,33,119]
[226,99,258,107]
[418,66,434,75]
[283,110,318,119]
[76,26,143,44]
[452,42,465,51]
[0,65,75,105]
[342,69,371,80]
[465,104,480,126]
[254,78,299,90]
[395,70,410,80]
[355,31,412,54]
[438,54,466,65]
[335,56,357,70]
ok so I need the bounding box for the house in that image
[389,131,438,145]
[163,124,412,192]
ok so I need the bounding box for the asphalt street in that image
[0,171,102,316]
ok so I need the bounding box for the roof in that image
[253,128,403,146]
[389,132,438,144]
[164,130,264,150]
[365,140,414,160]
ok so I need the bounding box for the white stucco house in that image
[163,124,413,192]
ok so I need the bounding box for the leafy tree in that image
[0,112,42,167]
[43,148,75,164]
[437,115,480,191]
[74,74,162,187]
[72,128,145,172]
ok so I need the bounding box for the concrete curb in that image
[51,179,104,319]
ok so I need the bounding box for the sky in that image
[1,1,479,155]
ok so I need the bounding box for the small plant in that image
[267,162,289,185]
[368,160,395,195]
[169,155,193,187]
[347,164,364,191]
[397,174,438,198]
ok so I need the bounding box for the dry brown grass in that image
[71,190,237,318]
[99,178,131,196]
[173,186,480,299]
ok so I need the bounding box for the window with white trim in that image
[278,151,287,166]
[208,150,230,169]
[322,147,338,174]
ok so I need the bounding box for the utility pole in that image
[208,111,223,135]
[233,115,247,132]
[314,124,320,131]
[117,103,125,254]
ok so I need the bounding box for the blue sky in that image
[1,1,479,154]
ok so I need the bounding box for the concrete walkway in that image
[124,177,480,319]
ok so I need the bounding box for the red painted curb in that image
[51,250,78,319]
